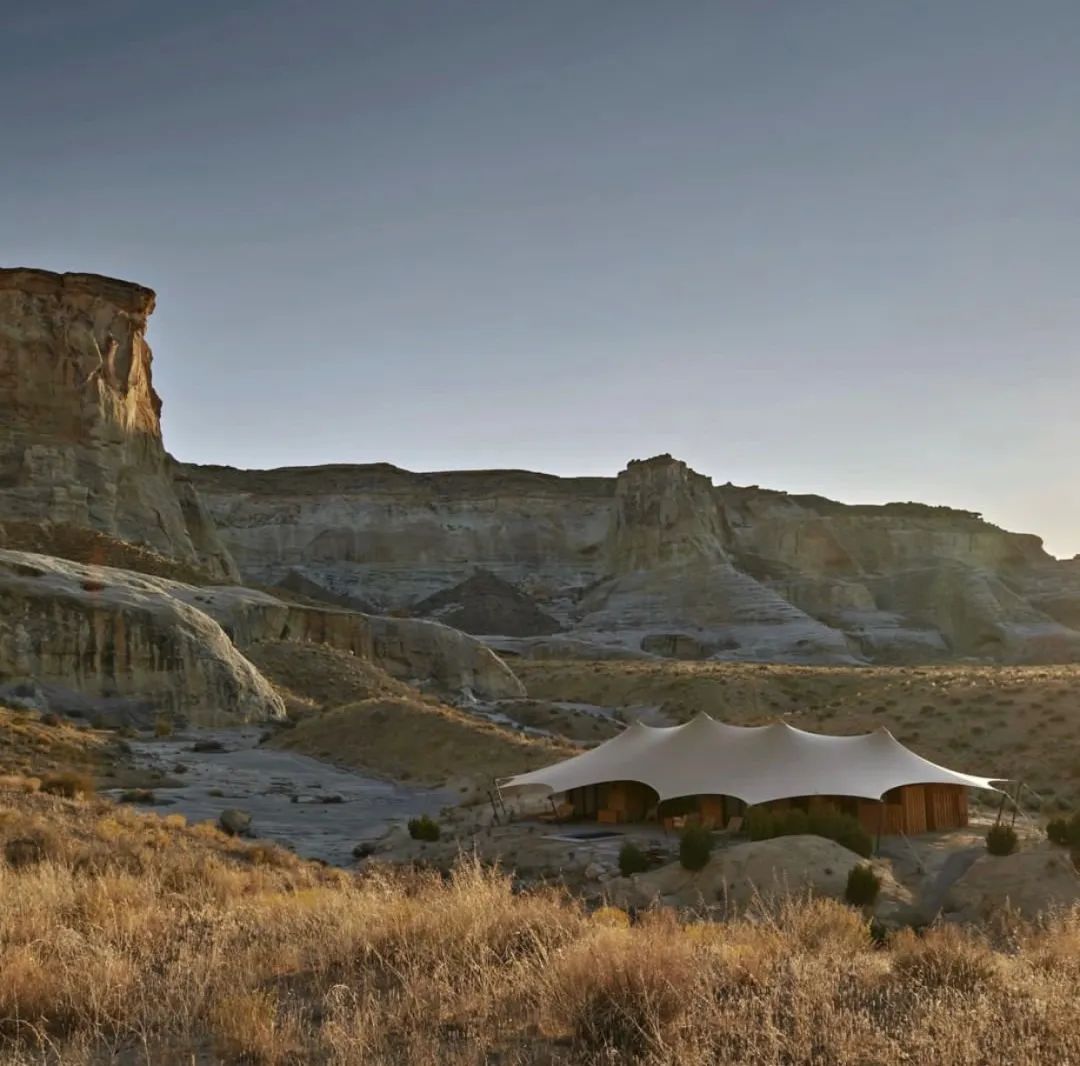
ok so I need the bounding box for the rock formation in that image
[5,265,1078,669]
[0,269,235,579]
[0,549,283,724]
[0,548,523,723]
[185,454,1080,665]
[412,569,562,637]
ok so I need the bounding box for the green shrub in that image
[746,808,776,841]
[745,807,872,858]
[986,823,1018,856]
[844,863,881,906]
[1047,817,1071,846]
[1046,813,1080,847]
[618,841,650,877]
[679,825,713,871]
[407,815,441,842]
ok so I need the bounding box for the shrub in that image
[40,771,95,799]
[845,863,881,907]
[618,841,649,876]
[1046,813,1080,847]
[678,825,713,871]
[747,808,776,841]
[1047,817,1071,846]
[120,789,156,805]
[408,815,440,842]
[986,823,1018,856]
[746,806,872,858]
[154,714,174,738]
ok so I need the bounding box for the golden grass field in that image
[0,782,1078,1065]
[3,651,1079,1063]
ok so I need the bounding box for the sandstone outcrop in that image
[0,549,283,724]
[186,454,1080,665]
[0,269,236,579]
[0,549,523,723]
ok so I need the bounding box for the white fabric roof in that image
[501,713,1001,805]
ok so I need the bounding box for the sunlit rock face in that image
[185,454,1080,665]
[0,268,236,579]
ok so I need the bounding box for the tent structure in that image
[500,714,1002,833]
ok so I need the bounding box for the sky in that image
[2,1,1079,557]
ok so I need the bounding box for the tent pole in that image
[994,788,1008,827]
[876,799,885,856]
[1010,780,1023,829]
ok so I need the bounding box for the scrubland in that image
[514,659,1080,805]
[1,784,1079,1065]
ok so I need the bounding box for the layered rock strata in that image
[186,455,1080,665]
[0,268,235,578]
[0,549,523,723]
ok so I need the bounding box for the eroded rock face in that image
[186,454,1080,665]
[0,550,283,724]
[0,269,236,579]
[0,549,523,721]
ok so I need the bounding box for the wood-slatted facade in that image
[566,781,970,835]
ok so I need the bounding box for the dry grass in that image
[0,706,123,782]
[0,786,1078,1064]
[0,520,214,584]
[514,659,1080,803]
[247,641,570,785]
[273,695,570,785]
[243,640,416,711]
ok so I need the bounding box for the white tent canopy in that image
[501,713,1001,806]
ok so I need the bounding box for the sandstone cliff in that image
[185,455,1080,665]
[0,269,236,579]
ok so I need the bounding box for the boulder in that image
[218,809,253,837]
[944,841,1080,922]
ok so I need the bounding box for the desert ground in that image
[3,648,1080,1064]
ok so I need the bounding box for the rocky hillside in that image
[185,455,1080,665]
[0,268,235,579]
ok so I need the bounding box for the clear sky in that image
[3,1,1078,556]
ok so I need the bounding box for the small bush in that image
[154,714,174,738]
[678,825,713,871]
[40,771,95,799]
[845,863,881,906]
[408,815,441,842]
[121,789,156,805]
[746,807,872,858]
[1047,817,1071,846]
[618,841,650,876]
[1046,813,1080,847]
[986,823,1018,856]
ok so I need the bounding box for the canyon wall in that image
[185,455,1080,665]
[0,269,236,579]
